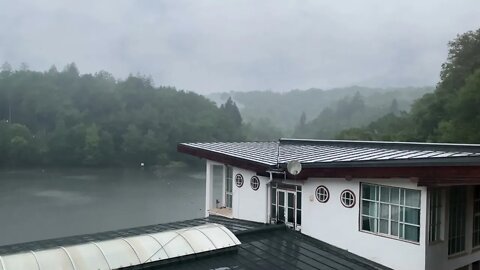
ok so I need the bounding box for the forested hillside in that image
[209,86,432,138]
[0,64,243,167]
[337,28,480,143]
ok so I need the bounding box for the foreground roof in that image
[178,139,480,185]
[0,216,389,270]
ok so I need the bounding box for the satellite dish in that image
[287,160,302,175]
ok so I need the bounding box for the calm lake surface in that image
[0,168,207,246]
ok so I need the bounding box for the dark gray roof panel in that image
[180,139,480,167]
[186,142,279,165]
[126,219,390,270]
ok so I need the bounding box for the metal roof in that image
[179,139,480,168]
[0,216,389,270]
[134,221,391,270]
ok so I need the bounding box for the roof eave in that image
[177,143,274,172]
[293,157,480,169]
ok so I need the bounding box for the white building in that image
[178,139,480,270]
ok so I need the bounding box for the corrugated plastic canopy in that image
[0,223,240,270]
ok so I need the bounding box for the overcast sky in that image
[1,0,479,93]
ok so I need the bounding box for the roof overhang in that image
[177,143,273,172]
[178,142,480,187]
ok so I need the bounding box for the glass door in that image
[225,166,233,208]
[276,190,297,228]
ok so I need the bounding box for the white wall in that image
[301,178,428,270]
[231,167,268,223]
[426,186,480,270]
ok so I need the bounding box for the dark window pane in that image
[297,210,302,225]
[405,225,419,242]
[391,205,399,221]
[380,186,390,202]
[288,208,294,223]
[278,206,285,222]
[288,193,294,208]
[405,208,420,225]
[362,184,377,200]
[380,203,389,219]
[379,219,389,234]
[279,192,284,205]
[362,216,377,232]
[405,190,420,208]
[390,187,400,204]
[297,192,302,210]
[362,201,377,216]
[391,221,399,236]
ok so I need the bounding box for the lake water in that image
[0,167,207,246]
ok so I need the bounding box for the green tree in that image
[7,124,35,165]
[122,124,143,164]
[438,70,480,142]
[83,124,101,165]
[411,29,480,141]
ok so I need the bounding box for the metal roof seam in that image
[147,234,170,260]
[0,256,5,270]
[29,251,41,270]
[191,228,218,249]
[120,237,142,264]
[175,230,197,254]
[59,246,77,270]
[90,241,112,269]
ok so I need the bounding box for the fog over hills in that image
[208,86,433,137]
[1,1,479,93]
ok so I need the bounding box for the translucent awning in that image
[0,223,240,270]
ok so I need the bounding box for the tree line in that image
[0,64,243,167]
[336,28,480,143]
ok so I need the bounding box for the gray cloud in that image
[1,0,479,93]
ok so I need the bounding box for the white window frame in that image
[473,186,480,248]
[360,183,421,243]
[250,176,260,191]
[341,190,355,208]
[224,166,233,208]
[448,186,467,255]
[235,173,244,188]
[315,186,329,203]
[429,189,443,244]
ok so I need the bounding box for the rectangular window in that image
[361,183,421,242]
[270,185,277,221]
[429,189,442,243]
[225,166,233,208]
[473,186,480,247]
[448,186,467,255]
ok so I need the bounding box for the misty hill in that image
[208,86,433,136]
[337,28,480,143]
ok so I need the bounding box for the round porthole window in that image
[315,186,329,203]
[235,174,244,188]
[250,176,260,191]
[340,190,356,208]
